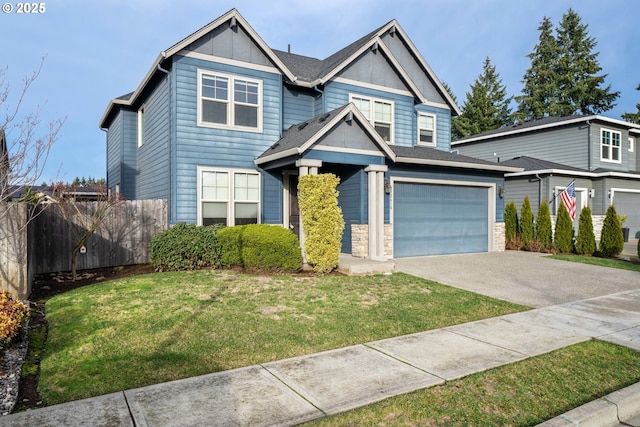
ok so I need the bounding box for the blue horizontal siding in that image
[106,111,123,192]
[415,104,452,152]
[121,110,138,200]
[283,86,315,129]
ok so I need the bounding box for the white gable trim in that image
[178,50,281,75]
[333,77,413,98]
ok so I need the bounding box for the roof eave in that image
[505,168,596,178]
[395,156,523,172]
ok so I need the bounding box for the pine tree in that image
[599,204,623,257]
[536,200,552,251]
[554,8,619,116]
[554,203,574,253]
[520,196,534,249]
[514,9,619,121]
[514,17,559,122]
[575,205,596,255]
[622,84,640,124]
[452,57,512,139]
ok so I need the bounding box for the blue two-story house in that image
[99,9,519,259]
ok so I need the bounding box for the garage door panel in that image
[394,183,489,257]
[614,192,640,239]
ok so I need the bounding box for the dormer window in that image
[350,94,394,143]
[601,128,621,163]
[198,70,262,132]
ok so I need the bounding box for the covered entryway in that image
[393,180,492,257]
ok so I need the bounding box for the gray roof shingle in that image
[498,156,589,173]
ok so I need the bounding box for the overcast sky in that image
[2,0,638,183]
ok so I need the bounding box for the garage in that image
[393,181,490,257]
[613,190,640,240]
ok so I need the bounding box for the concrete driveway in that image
[394,251,640,308]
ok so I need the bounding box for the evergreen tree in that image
[520,196,534,249]
[575,205,596,255]
[452,57,512,139]
[535,200,552,251]
[622,84,640,124]
[514,9,619,121]
[514,17,559,122]
[554,203,574,253]
[554,8,619,115]
[504,201,519,249]
[599,204,623,257]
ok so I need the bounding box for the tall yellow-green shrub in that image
[298,174,345,273]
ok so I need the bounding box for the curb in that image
[537,382,640,426]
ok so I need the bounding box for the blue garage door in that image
[394,182,489,257]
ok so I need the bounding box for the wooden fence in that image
[0,199,167,299]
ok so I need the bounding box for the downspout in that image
[313,85,325,115]
[535,173,543,207]
[586,120,592,171]
[156,62,173,225]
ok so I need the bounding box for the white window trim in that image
[196,166,261,226]
[417,112,437,147]
[600,128,622,164]
[137,105,145,148]
[629,136,635,153]
[349,93,394,144]
[197,69,263,133]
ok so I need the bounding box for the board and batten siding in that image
[457,125,588,169]
[172,55,282,223]
[338,49,408,92]
[137,75,171,200]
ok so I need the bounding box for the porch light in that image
[498,186,505,199]
[384,180,391,194]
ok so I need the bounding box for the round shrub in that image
[240,224,302,272]
[575,206,596,255]
[149,223,224,271]
[504,201,519,249]
[217,225,246,267]
[554,203,574,254]
[0,291,29,350]
[599,204,624,258]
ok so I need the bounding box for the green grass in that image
[39,271,527,405]
[305,340,640,426]
[549,254,640,272]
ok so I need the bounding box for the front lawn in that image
[40,271,527,405]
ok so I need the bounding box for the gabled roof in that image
[453,115,640,146]
[101,9,461,128]
[255,103,396,165]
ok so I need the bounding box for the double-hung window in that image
[350,95,394,143]
[198,70,261,131]
[198,167,260,226]
[601,128,621,163]
[417,113,436,146]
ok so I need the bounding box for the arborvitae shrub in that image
[149,223,224,271]
[554,204,574,253]
[0,291,29,350]
[599,204,624,258]
[536,200,553,251]
[240,224,302,272]
[575,206,596,255]
[504,201,519,249]
[520,196,534,249]
[298,174,345,273]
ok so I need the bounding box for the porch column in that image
[295,159,322,264]
[365,165,388,261]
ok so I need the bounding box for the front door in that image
[284,173,300,237]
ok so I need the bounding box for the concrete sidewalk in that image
[1,288,639,427]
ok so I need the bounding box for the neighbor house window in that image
[418,113,436,146]
[198,167,260,226]
[629,137,635,153]
[601,128,621,162]
[137,105,145,147]
[198,70,262,131]
[350,94,394,143]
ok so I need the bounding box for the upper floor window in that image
[601,128,621,163]
[350,94,394,143]
[418,113,436,146]
[198,167,260,226]
[629,137,635,153]
[198,70,262,132]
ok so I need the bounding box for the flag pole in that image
[548,178,576,205]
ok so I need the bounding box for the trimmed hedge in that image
[149,223,224,271]
[0,291,29,350]
[600,204,624,258]
[217,225,245,267]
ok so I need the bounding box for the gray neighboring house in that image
[453,115,640,241]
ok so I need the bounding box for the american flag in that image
[560,181,576,220]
